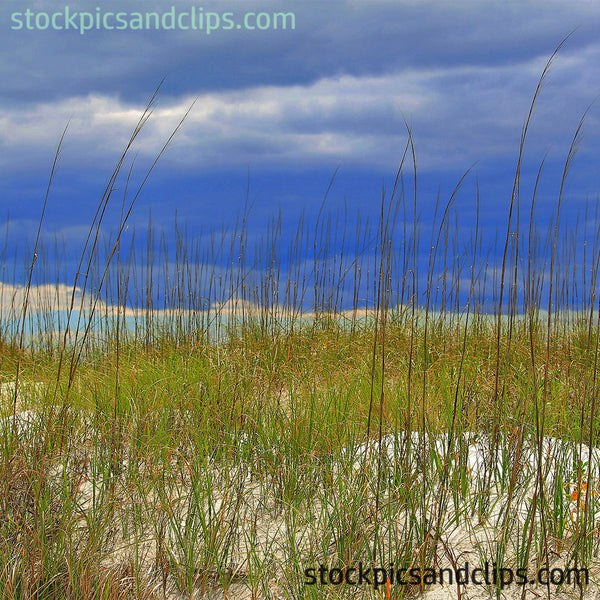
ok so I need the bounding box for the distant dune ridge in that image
[0,282,83,313]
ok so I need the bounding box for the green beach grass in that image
[1,41,600,599]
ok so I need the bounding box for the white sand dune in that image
[2,400,599,598]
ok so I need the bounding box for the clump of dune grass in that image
[1,35,600,600]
